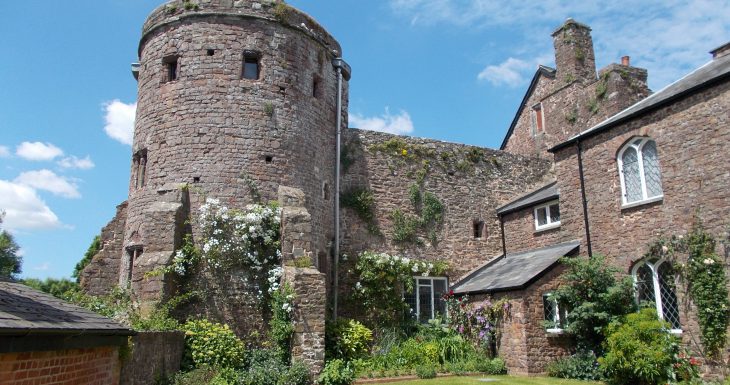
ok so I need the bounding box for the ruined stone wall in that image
[80,202,128,297]
[553,76,730,373]
[503,20,650,159]
[123,0,346,308]
[340,129,553,282]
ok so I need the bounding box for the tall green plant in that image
[73,235,101,282]
[0,213,21,279]
[553,255,636,354]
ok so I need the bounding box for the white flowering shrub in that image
[350,251,448,327]
[170,198,283,300]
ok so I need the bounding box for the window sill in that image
[535,223,561,233]
[546,328,564,335]
[670,329,682,335]
[621,195,663,210]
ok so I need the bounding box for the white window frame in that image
[407,276,448,322]
[530,102,545,136]
[617,137,663,208]
[543,292,565,334]
[631,259,682,334]
[534,200,561,231]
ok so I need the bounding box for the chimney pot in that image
[621,56,630,66]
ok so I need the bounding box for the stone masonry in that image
[80,202,128,296]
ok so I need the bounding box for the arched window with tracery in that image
[617,137,663,206]
[632,259,681,332]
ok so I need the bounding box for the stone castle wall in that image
[123,0,347,308]
[80,202,128,297]
[340,129,553,281]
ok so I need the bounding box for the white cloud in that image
[350,108,415,135]
[477,57,533,87]
[57,155,95,170]
[0,180,62,230]
[16,142,64,161]
[0,146,9,158]
[389,0,730,90]
[103,100,136,146]
[14,169,81,199]
[33,262,50,271]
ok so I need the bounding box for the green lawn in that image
[367,375,603,385]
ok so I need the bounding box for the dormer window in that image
[534,200,560,231]
[242,50,260,80]
[530,103,545,136]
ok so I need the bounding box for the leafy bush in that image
[237,349,285,385]
[269,283,295,361]
[318,359,355,385]
[546,350,601,381]
[181,319,246,371]
[21,277,79,298]
[279,360,311,385]
[415,364,436,379]
[73,235,100,282]
[553,255,637,354]
[476,357,507,375]
[168,366,220,385]
[599,308,679,385]
[325,318,373,361]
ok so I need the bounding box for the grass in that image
[370,375,603,385]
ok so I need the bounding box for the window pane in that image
[404,284,417,320]
[243,60,259,79]
[549,204,560,223]
[622,147,642,202]
[642,141,663,198]
[658,263,681,329]
[543,294,557,323]
[419,284,432,323]
[635,263,656,305]
[433,280,447,318]
[537,207,548,226]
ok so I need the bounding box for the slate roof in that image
[0,280,134,336]
[452,240,580,294]
[550,51,730,152]
[497,181,558,215]
[499,65,556,150]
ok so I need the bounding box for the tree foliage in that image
[73,235,101,282]
[553,255,636,354]
[0,213,22,279]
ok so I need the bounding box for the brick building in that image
[0,280,133,385]
[79,0,729,377]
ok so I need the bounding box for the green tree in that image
[21,278,79,298]
[0,213,22,279]
[73,235,101,282]
[553,255,636,354]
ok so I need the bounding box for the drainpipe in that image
[576,140,593,257]
[499,214,507,258]
[331,57,351,321]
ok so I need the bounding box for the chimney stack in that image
[621,56,630,66]
[552,18,597,83]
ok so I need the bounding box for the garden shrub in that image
[599,308,679,385]
[318,359,355,385]
[279,360,312,385]
[415,364,436,379]
[167,366,219,385]
[546,350,601,381]
[476,357,507,375]
[269,281,295,362]
[181,319,246,371]
[237,350,311,385]
[553,255,636,354]
[325,318,373,361]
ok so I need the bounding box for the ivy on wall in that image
[340,188,379,234]
[645,224,730,357]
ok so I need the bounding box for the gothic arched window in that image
[632,259,681,331]
[617,138,663,206]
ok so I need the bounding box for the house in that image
[0,279,134,385]
[455,35,730,374]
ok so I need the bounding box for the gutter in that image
[576,140,593,257]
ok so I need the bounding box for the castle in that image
[80,0,730,376]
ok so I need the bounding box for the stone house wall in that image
[0,347,121,385]
[502,205,564,255]
[553,72,730,372]
[469,264,572,375]
[502,20,649,159]
[120,331,185,385]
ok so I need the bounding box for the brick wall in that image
[0,347,121,385]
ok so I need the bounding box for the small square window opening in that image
[473,220,485,239]
[534,200,560,231]
[242,51,261,80]
[207,49,215,56]
[265,155,273,163]
[531,103,544,136]
[163,56,179,82]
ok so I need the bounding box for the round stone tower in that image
[121,0,347,308]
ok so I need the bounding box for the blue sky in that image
[1,0,728,280]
